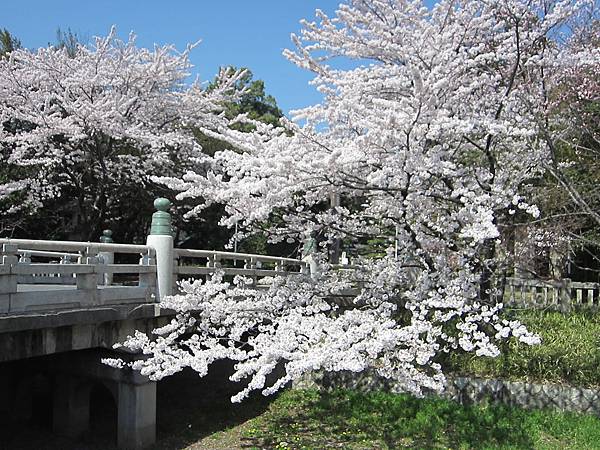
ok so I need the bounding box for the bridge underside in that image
[1,348,159,449]
[0,303,170,449]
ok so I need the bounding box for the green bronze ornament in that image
[150,198,172,236]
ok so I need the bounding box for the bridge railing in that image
[0,239,157,314]
[0,198,312,315]
[503,277,600,310]
[174,248,307,286]
[16,249,79,285]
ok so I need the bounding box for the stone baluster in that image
[98,229,114,286]
[559,278,572,313]
[138,250,157,303]
[77,246,99,305]
[18,251,31,264]
[301,232,320,279]
[245,257,257,285]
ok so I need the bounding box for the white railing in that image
[17,249,79,285]
[5,233,600,316]
[0,238,308,315]
[0,239,157,314]
[0,198,314,315]
[174,248,307,284]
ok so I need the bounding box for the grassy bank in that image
[233,389,600,449]
[444,308,600,387]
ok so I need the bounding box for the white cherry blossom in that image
[111,1,595,401]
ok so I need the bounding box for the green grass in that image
[444,308,600,387]
[241,389,600,449]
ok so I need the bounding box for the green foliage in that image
[243,389,600,449]
[238,233,268,255]
[0,28,21,58]
[54,27,85,57]
[444,309,600,387]
[209,67,283,129]
[194,67,284,156]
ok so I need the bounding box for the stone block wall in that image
[295,370,600,416]
[445,376,600,415]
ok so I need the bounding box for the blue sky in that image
[2,1,344,116]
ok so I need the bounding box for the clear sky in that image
[2,0,344,116]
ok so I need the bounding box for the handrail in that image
[174,248,306,266]
[0,231,311,315]
[1,238,154,255]
[18,249,80,259]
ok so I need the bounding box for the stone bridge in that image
[0,198,308,449]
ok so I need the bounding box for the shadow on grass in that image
[244,389,557,449]
[151,361,276,450]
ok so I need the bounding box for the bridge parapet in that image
[0,238,157,315]
[0,198,310,317]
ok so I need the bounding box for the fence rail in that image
[0,238,159,314]
[2,238,154,256]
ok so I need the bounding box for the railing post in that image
[98,229,114,286]
[77,246,99,305]
[18,251,31,264]
[559,278,572,313]
[245,257,257,285]
[0,243,18,314]
[138,251,157,300]
[146,198,174,301]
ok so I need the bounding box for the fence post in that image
[0,243,18,314]
[244,257,258,286]
[146,198,174,301]
[559,278,572,313]
[98,229,114,286]
[18,251,31,264]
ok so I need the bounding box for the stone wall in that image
[445,376,600,415]
[296,371,600,416]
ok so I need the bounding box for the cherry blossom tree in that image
[0,28,244,240]
[112,0,598,401]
